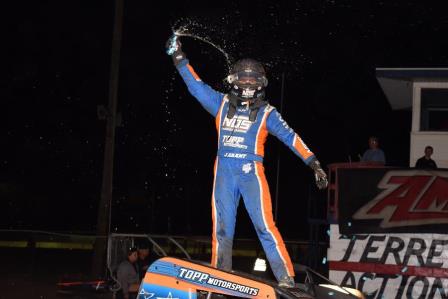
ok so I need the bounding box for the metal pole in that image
[92,0,124,278]
[274,72,285,222]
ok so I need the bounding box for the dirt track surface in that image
[0,248,258,299]
[0,248,112,299]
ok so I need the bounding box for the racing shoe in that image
[278,276,295,288]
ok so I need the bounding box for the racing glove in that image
[166,35,186,66]
[308,158,328,190]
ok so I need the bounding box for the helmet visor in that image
[229,71,267,87]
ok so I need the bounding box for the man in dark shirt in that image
[135,240,153,280]
[415,146,438,169]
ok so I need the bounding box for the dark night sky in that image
[3,1,448,239]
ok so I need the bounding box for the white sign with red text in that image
[328,225,448,299]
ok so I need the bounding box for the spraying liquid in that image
[173,27,233,74]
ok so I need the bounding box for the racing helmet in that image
[226,58,268,102]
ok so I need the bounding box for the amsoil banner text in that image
[337,169,448,235]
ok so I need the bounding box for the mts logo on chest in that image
[222,115,252,133]
[178,268,209,283]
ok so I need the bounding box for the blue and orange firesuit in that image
[176,59,316,281]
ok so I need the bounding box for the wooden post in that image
[92,0,124,278]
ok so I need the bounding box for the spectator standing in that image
[116,247,140,299]
[415,146,438,169]
[136,240,154,280]
[361,136,386,165]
